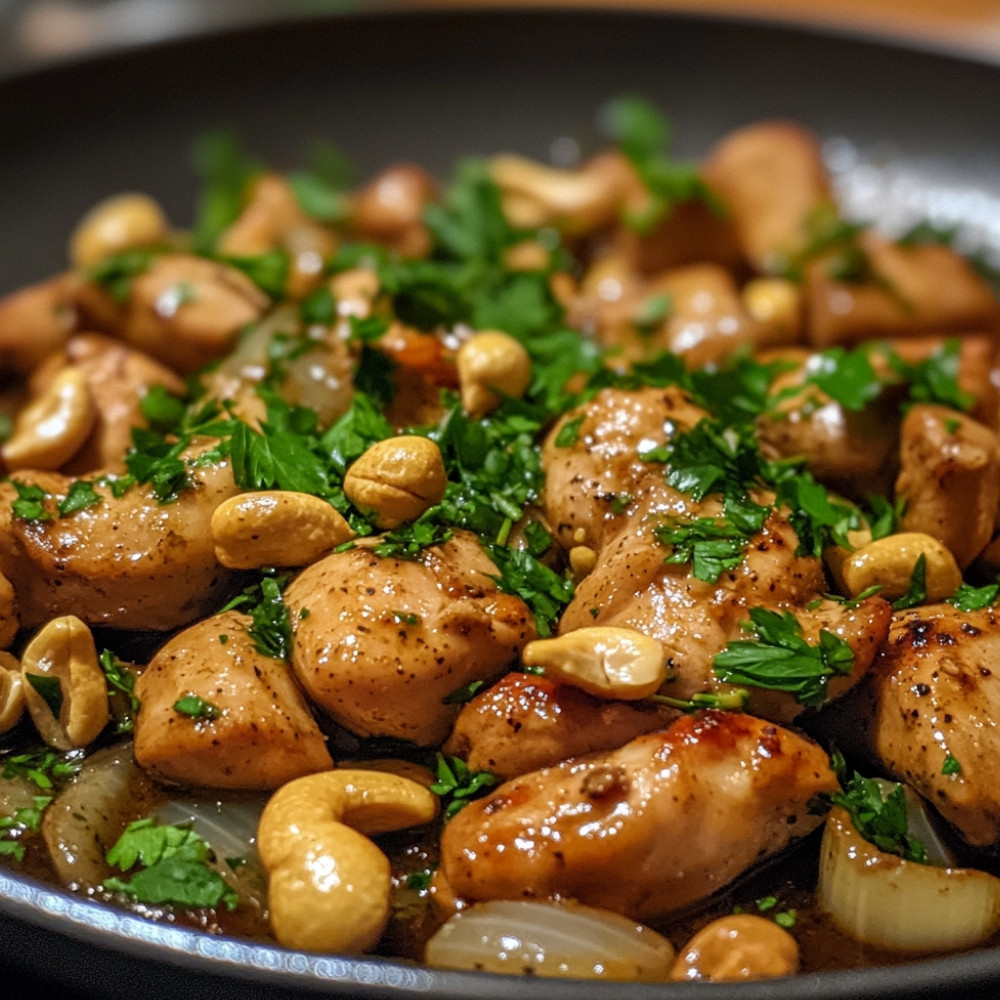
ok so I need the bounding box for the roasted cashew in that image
[69,193,169,270]
[670,914,799,981]
[257,769,438,953]
[2,365,96,471]
[343,435,448,528]
[211,490,354,569]
[490,152,631,234]
[522,626,666,700]
[840,532,962,603]
[20,615,109,750]
[456,330,532,419]
[0,651,24,734]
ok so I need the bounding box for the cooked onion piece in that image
[424,900,675,980]
[817,805,1000,953]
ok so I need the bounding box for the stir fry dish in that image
[3,97,1000,982]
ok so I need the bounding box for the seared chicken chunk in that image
[855,604,1000,847]
[443,672,678,780]
[436,710,837,919]
[285,530,535,746]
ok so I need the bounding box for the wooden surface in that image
[395,0,1000,62]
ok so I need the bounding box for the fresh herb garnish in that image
[0,796,52,862]
[429,753,497,819]
[891,554,927,611]
[221,573,294,660]
[712,607,855,707]
[173,695,220,721]
[104,816,239,910]
[829,757,927,864]
[1,747,82,790]
[100,649,140,733]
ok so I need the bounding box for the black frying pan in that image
[1,7,999,999]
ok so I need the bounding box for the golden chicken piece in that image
[134,610,332,789]
[854,603,1000,847]
[436,710,837,919]
[284,530,535,746]
[0,440,240,631]
[443,672,678,781]
[895,404,1000,569]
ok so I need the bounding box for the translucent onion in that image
[817,805,1000,953]
[424,900,676,980]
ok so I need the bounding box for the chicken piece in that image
[443,673,678,780]
[0,273,77,374]
[560,502,890,721]
[804,232,1000,348]
[135,610,332,789]
[74,253,269,374]
[854,604,1000,847]
[0,440,239,630]
[436,710,837,919]
[541,385,707,553]
[700,121,834,273]
[894,404,1000,569]
[588,263,767,370]
[755,347,900,501]
[284,530,535,746]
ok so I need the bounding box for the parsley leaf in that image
[222,573,293,660]
[487,543,574,638]
[1,747,82,790]
[100,650,140,734]
[949,580,1000,612]
[10,481,52,521]
[891,553,927,611]
[173,694,220,720]
[0,796,52,862]
[829,760,927,864]
[105,816,239,910]
[712,607,854,707]
[429,753,497,819]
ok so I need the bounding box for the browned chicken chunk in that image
[436,710,837,919]
[853,604,1000,847]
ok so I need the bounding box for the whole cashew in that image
[257,769,438,954]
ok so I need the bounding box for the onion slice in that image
[817,805,1000,953]
[424,899,675,980]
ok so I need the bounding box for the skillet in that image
[1,7,1000,998]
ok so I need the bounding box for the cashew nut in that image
[840,532,962,603]
[20,615,110,750]
[522,626,666,700]
[257,768,438,953]
[456,330,532,418]
[490,153,631,234]
[670,913,800,981]
[211,490,354,569]
[2,365,96,471]
[0,651,24,735]
[69,193,169,270]
[343,435,448,529]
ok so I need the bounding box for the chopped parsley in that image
[712,607,854,707]
[0,796,52,862]
[829,757,927,864]
[942,754,962,776]
[655,495,768,583]
[173,695,220,721]
[949,580,1000,612]
[429,754,497,819]
[24,673,63,719]
[1,747,83,790]
[221,573,293,661]
[104,816,238,910]
[10,481,52,522]
[100,649,140,734]
[891,554,927,611]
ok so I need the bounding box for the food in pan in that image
[2,96,1000,981]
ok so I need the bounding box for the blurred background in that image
[2,0,1000,77]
